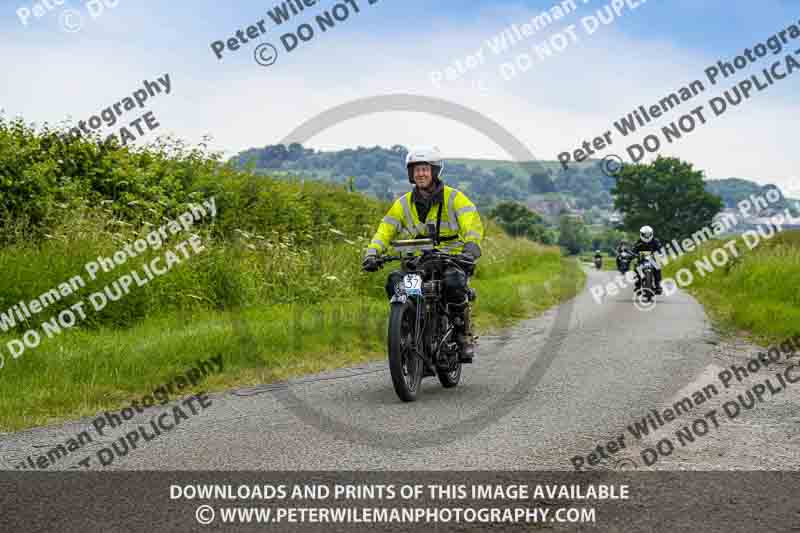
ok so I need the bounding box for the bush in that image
[0,118,387,332]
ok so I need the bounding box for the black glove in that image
[455,253,477,276]
[462,242,482,259]
[362,256,380,273]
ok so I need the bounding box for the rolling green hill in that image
[233,144,796,220]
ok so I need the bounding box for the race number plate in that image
[403,274,423,296]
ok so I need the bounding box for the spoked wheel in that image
[643,272,655,302]
[436,360,461,388]
[388,301,423,402]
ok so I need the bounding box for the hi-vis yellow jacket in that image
[365,185,484,257]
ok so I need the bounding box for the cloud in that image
[1,0,797,196]
[245,4,800,193]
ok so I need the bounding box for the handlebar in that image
[618,250,655,259]
[377,248,473,270]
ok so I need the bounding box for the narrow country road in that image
[9,265,785,472]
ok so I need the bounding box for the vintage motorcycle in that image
[633,251,658,303]
[617,249,635,274]
[373,231,476,402]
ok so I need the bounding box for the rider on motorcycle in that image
[361,147,484,362]
[632,225,663,294]
[616,240,632,272]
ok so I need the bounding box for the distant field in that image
[450,158,600,178]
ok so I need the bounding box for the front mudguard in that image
[389,293,408,305]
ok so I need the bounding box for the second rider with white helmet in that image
[632,225,664,294]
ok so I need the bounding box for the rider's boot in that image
[655,269,663,294]
[453,298,475,363]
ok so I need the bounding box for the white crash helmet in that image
[640,225,654,242]
[405,146,444,184]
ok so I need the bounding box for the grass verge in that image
[662,230,800,345]
[0,236,585,432]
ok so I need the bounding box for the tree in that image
[558,214,590,255]
[528,172,556,194]
[489,201,550,243]
[590,228,631,255]
[612,156,723,243]
[287,143,306,161]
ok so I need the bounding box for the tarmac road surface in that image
[8,266,773,472]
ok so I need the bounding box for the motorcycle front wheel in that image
[642,271,655,302]
[388,300,424,402]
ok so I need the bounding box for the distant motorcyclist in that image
[593,250,603,269]
[616,240,633,273]
[361,147,484,362]
[631,226,663,294]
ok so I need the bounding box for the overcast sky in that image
[2,0,798,196]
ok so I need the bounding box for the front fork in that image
[405,295,438,375]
